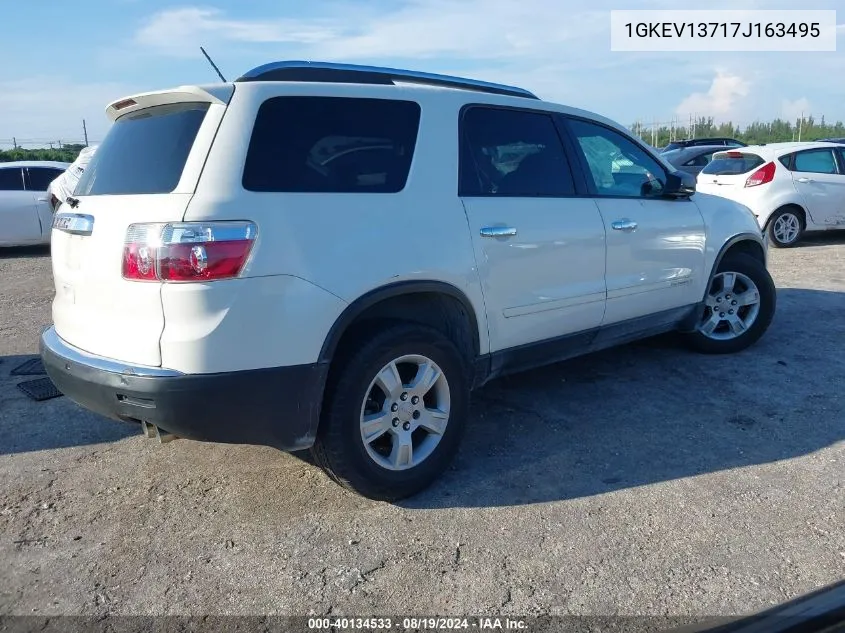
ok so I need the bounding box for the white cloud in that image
[134,7,339,57]
[134,3,607,61]
[675,72,750,120]
[0,78,132,145]
[781,97,811,122]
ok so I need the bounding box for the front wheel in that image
[311,323,469,501]
[684,253,776,354]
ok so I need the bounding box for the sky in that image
[1,0,842,146]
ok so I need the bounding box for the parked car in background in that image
[662,137,746,153]
[0,160,70,246]
[696,142,845,247]
[661,144,728,176]
[817,137,845,145]
[41,61,775,500]
[47,145,98,212]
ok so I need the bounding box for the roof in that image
[0,161,70,169]
[720,141,843,156]
[665,144,731,156]
[661,145,730,167]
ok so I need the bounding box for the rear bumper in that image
[40,326,328,451]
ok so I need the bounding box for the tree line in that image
[0,144,86,164]
[635,115,845,148]
[3,115,845,162]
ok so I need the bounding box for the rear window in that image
[701,152,765,176]
[242,97,421,193]
[75,102,209,196]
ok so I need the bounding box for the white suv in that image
[696,141,845,247]
[40,62,776,500]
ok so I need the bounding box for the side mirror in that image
[664,170,696,198]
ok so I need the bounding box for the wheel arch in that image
[713,233,768,272]
[318,280,483,366]
[762,202,807,229]
[681,232,768,332]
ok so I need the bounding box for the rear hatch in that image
[50,85,232,367]
[695,150,768,197]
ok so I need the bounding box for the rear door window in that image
[701,152,765,175]
[242,97,421,193]
[75,102,210,196]
[792,148,838,174]
[459,106,575,197]
[0,168,24,191]
[26,167,65,191]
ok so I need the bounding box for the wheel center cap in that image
[397,401,414,422]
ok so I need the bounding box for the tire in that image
[311,322,470,501]
[684,253,776,354]
[766,207,804,248]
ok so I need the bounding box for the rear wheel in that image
[312,323,469,501]
[766,207,804,248]
[684,253,776,354]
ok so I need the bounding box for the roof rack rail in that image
[235,60,539,100]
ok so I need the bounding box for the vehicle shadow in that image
[0,245,50,259]
[0,354,137,456]
[401,287,845,509]
[792,232,845,248]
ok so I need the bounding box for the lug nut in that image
[719,312,725,317]
[400,392,408,401]
[731,300,737,306]
[413,410,420,419]
[716,297,722,303]
[411,395,419,405]
[725,295,731,300]
[729,310,734,315]
[391,403,398,412]
[402,422,411,431]
[392,418,400,427]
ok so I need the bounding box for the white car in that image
[696,142,845,247]
[0,161,70,246]
[40,61,775,500]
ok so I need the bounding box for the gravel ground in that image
[0,239,843,621]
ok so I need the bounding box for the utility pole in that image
[798,111,803,141]
[652,117,657,147]
[82,119,89,146]
[12,137,17,149]
[670,116,675,142]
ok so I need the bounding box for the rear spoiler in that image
[105,84,234,121]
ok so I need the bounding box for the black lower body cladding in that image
[40,327,329,451]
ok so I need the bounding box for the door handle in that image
[36,197,48,202]
[796,177,814,183]
[611,219,638,232]
[480,226,517,238]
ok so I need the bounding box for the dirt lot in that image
[0,239,843,620]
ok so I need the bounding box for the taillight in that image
[745,162,776,187]
[122,221,257,282]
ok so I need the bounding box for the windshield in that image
[75,102,209,196]
[701,152,764,176]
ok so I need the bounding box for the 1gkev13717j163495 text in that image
[623,21,821,39]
